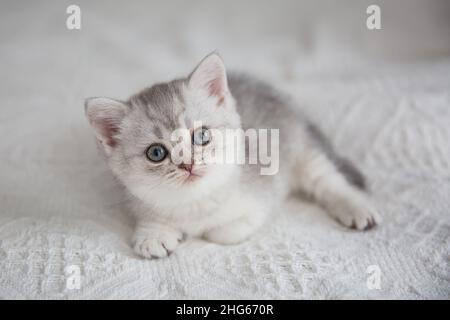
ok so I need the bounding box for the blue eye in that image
[146,144,167,162]
[192,127,211,146]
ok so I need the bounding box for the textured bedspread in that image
[0,1,449,299]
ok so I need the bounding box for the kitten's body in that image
[85,54,380,259]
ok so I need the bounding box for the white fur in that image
[295,149,382,229]
[85,53,381,259]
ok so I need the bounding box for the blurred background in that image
[1,0,450,98]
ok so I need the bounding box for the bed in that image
[0,0,449,299]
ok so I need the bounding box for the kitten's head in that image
[85,53,241,206]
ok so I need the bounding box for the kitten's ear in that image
[84,97,129,154]
[188,53,229,105]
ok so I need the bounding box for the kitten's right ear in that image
[188,52,228,105]
[84,97,129,154]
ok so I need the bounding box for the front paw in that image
[332,197,382,231]
[203,219,261,245]
[132,226,183,259]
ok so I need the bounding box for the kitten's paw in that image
[332,198,382,231]
[204,219,260,245]
[132,226,183,259]
[204,227,248,245]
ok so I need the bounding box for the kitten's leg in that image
[132,222,183,259]
[295,150,381,230]
[203,201,267,244]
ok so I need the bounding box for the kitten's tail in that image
[334,157,366,190]
[306,122,367,190]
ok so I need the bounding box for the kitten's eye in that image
[146,144,167,162]
[192,127,211,146]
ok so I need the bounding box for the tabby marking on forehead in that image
[130,79,186,131]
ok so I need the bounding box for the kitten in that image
[85,53,381,259]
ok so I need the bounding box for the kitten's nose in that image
[178,163,193,172]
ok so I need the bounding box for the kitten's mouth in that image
[182,172,202,183]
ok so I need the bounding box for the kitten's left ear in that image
[84,97,129,155]
[188,52,229,105]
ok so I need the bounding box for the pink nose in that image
[178,163,193,172]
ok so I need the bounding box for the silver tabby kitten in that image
[85,53,381,259]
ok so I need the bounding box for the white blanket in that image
[0,1,449,299]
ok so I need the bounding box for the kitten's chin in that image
[130,164,240,208]
[182,173,202,184]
